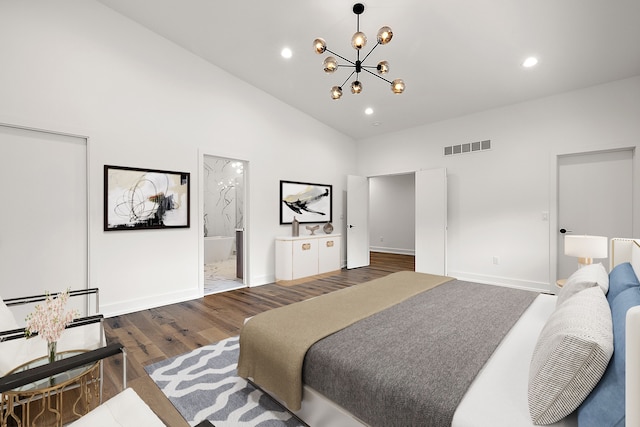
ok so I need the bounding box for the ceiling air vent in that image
[444,139,491,156]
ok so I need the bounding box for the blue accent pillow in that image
[577,286,640,427]
[607,262,640,302]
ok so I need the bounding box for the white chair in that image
[68,387,166,427]
[0,289,130,425]
[0,289,104,376]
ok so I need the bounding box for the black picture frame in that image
[280,180,332,225]
[104,165,190,231]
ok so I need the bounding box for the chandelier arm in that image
[360,42,381,64]
[340,70,357,88]
[325,48,356,66]
[360,67,393,84]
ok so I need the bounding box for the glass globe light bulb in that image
[377,60,389,75]
[330,86,343,100]
[323,57,338,73]
[351,81,363,94]
[351,31,367,50]
[313,38,327,54]
[377,26,393,44]
[391,79,405,94]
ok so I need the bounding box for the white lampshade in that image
[564,235,608,266]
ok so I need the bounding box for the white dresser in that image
[275,234,341,281]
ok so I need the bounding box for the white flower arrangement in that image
[25,289,79,344]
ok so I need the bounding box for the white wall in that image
[2,2,638,314]
[357,76,640,291]
[0,1,355,316]
[369,174,415,254]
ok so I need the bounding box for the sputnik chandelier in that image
[313,3,405,100]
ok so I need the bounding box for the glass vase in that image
[48,341,57,364]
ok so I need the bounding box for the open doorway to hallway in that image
[203,155,246,294]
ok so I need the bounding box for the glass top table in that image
[6,350,96,393]
[1,349,101,427]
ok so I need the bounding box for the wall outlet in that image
[493,256,500,265]
[380,236,384,242]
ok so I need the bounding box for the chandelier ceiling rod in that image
[313,3,405,100]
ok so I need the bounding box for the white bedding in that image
[291,292,576,427]
[452,293,576,427]
[270,238,639,426]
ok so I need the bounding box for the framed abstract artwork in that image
[104,165,190,231]
[280,180,332,224]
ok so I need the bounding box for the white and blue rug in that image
[145,336,305,427]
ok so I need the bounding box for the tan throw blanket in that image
[237,271,454,410]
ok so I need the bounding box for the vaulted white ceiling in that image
[96,0,640,139]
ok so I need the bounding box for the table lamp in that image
[564,235,608,268]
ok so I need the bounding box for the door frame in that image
[549,144,638,285]
[348,172,415,269]
[349,168,446,272]
[198,149,249,294]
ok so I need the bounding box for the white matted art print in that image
[104,165,190,230]
[280,180,332,224]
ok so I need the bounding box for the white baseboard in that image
[448,270,552,293]
[101,288,201,318]
[247,274,273,287]
[369,246,415,256]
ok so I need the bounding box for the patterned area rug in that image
[145,336,305,427]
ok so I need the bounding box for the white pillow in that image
[528,286,613,425]
[562,263,609,296]
[0,338,30,376]
[0,296,24,376]
[0,297,19,331]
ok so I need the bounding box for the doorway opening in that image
[203,155,246,295]
[348,169,446,275]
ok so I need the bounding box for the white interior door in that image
[0,124,87,319]
[415,168,447,275]
[557,149,633,279]
[347,175,369,269]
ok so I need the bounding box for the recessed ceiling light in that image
[365,107,374,115]
[522,57,538,68]
[281,47,293,59]
[372,121,381,126]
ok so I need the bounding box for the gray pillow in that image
[560,263,609,301]
[556,277,598,307]
[528,286,613,424]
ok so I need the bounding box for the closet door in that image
[415,168,447,275]
[0,125,87,316]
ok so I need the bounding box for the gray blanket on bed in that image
[303,280,538,427]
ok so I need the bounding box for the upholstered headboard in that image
[611,238,640,427]
[610,238,640,273]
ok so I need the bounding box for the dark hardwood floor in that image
[102,252,414,426]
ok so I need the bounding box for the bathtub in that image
[204,236,235,263]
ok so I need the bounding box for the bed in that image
[238,237,640,427]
